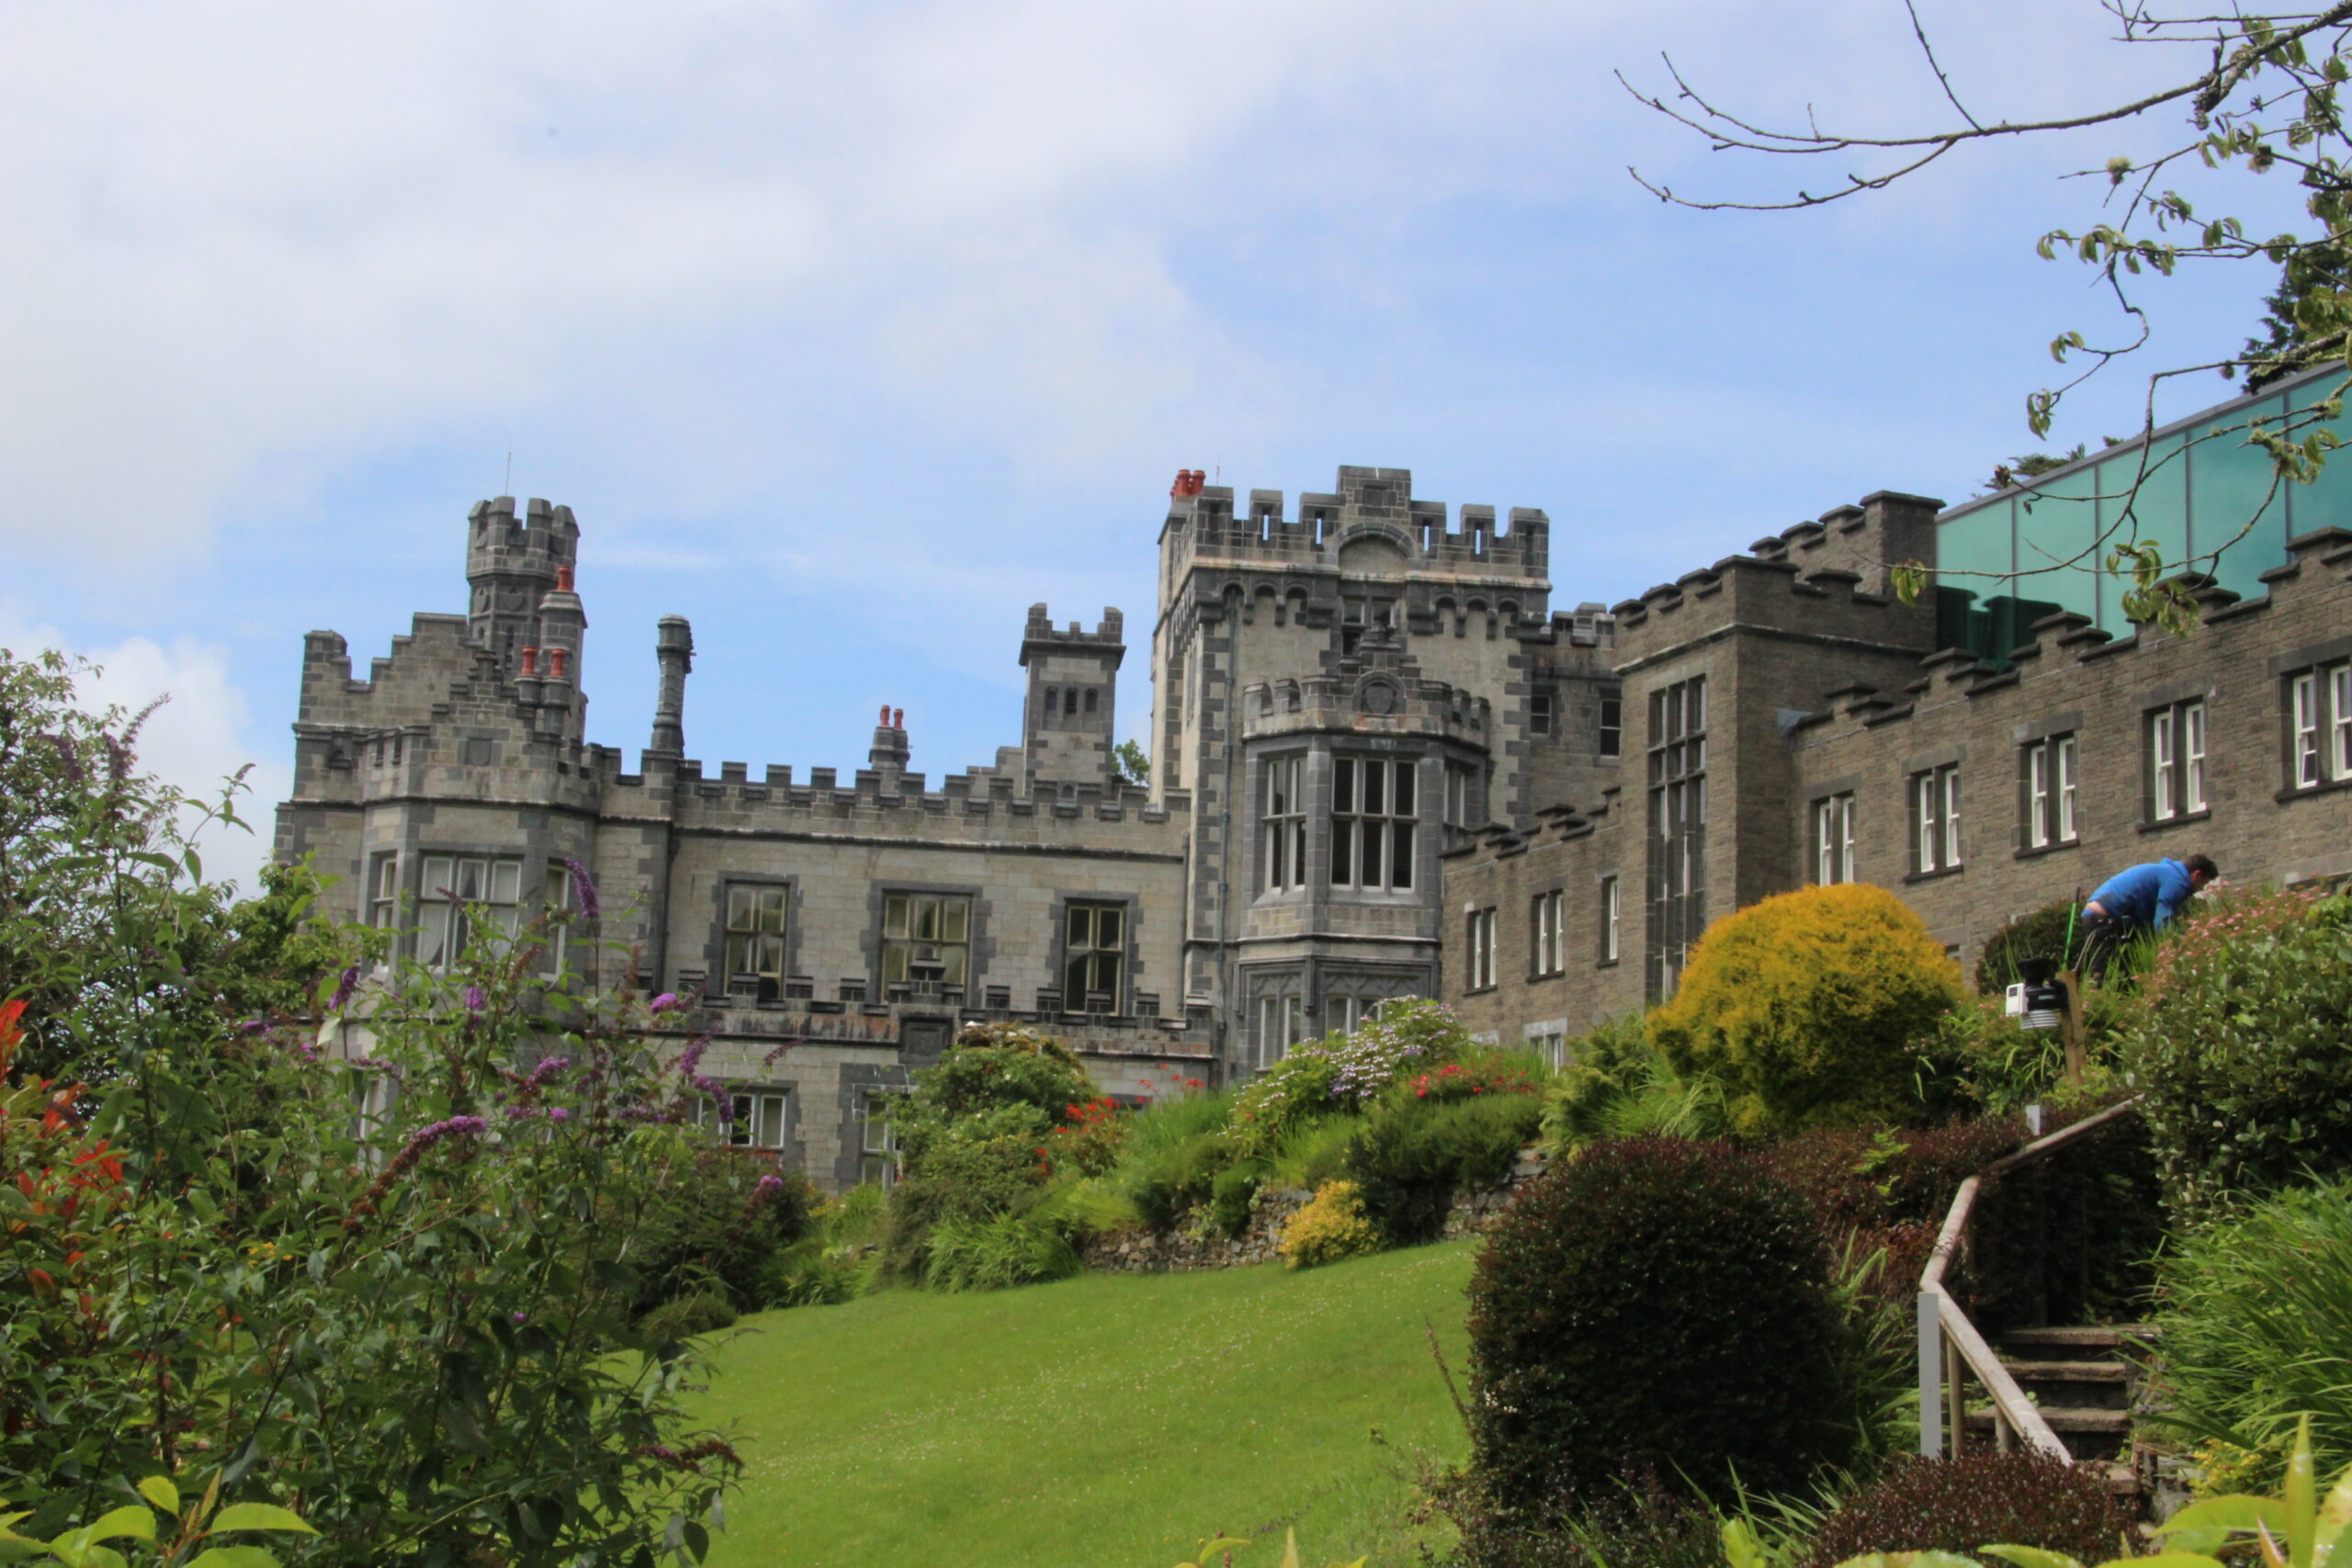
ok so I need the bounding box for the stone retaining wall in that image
[1079,1146,1550,1274]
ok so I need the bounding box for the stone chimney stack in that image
[650,615,694,755]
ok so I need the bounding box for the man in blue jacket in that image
[2079,853,2218,982]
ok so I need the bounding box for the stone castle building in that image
[1441,368,2352,1057]
[276,467,1576,1187]
[276,370,2352,1186]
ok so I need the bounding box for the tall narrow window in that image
[2022,734,2079,848]
[1064,903,1125,1012]
[1465,908,1498,990]
[368,854,399,929]
[1598,688,1623,757]
[1645,675,1708,1000]
[725,885,788,998]
[542,863,571,978]
[1531,890,1564,977]
[1600,875,1621,964]
[418,856,522,969]
[881,893,970,988]
[1331,757,1417,892]
[2147,699,2208,821]
[2294,672,2322,787]
[1911,766,1961,873]
[1443,762,1477,828]
[1262,757,1306,891]
[860,1092,901,1187]
[2334,666,2352,780]
[1814,793,1856,884]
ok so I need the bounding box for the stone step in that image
[1998,1324,2154,1351]
[1966,1405,2132,1435]
[2001,1359,2129,1382]
[2099,1461,2141,1498]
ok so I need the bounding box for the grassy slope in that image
[695,1241,1479,1568]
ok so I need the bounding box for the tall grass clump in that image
[2150,1175,2352,1490]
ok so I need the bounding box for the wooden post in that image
[1917,1291,1943,1458]
[1947,1333,1966,1456]
[2056,969,2086,1087]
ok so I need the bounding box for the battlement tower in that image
[1021,604,1125,789]
[467,497,580,679]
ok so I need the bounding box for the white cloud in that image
[0,612,289,896]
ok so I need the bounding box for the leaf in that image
[206,1505,315,1536]
[1725,1518,1771,1568]
[681,1520,710,1564]
[1283,1529,1301,1568]
[135,1477,178,1517]
[184,1549,282,1568]
[1982,1551,2083,1568]
[2293,1417,2320,1568]
[83,1508,155,1544]
[2159,1494,2288,1554]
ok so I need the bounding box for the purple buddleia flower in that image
[548,1106,569,1122]
[649,992,682,1016]
[521,1055,571,1090]
[463,985,486,1017]
[676,1032,710,1080]
[512,1311,529,1325]
[562,857,600,920]
[236,1019,269,1035]
[329,964,360,1011]
[48,733,85,784]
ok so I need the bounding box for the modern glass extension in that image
[1934,364,2351,664]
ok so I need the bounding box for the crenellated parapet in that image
[1159,465,1549,586]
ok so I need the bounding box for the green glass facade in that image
[1933,369,2345,663]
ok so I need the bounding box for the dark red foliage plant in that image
[1800,1450,2133,1568]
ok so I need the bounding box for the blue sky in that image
[0,0,2311,889]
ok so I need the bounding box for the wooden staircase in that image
[1964,1324,2149,1503]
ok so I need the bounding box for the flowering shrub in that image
[1049,1096,1128,1177]
[1227,998,1470,1154]
[2120,886,2352,1216]
[1341,1091,1543,1245]
[1278,1179,1382,1269]
[1404,1054,1540,1105]
[0,648,743,1568]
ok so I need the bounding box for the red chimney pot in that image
[556,565,575,592]
[893,708,904,728]
[520,647,538,676]
[548,648,569,679]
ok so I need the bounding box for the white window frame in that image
[1912,765,1961,873]
[1443,762,1477,829]
[1332,756,1418,892]
[2023,735,2079,848]
[1531,889,1564,977]
[1262,756,1306,892]
[542,863,571,978]
[1465,908,1498,991]
[1814,793,1856,884]
[1600,875,1620,964]
[2335,665,2352,781]
[418,855,523,969]
[2148,700,2209,821]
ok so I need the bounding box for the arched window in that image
[1083,688,1098,716]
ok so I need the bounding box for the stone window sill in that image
[2140,808,2213,835]
[1904,866,1964,886]
[2014,840,2081,862]
[2277,776,2352,804]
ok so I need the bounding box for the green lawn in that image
[693,1240,1479,1568]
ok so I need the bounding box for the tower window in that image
[724,885,789,998]
[1064,688,1078,716]
[1262,756,1306,892]
[882,893,971,989]
[1084,688,1098,716]
[1332,757,1417,892]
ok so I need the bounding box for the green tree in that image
[1113,738,1149,786]
[1629,5,2352,632]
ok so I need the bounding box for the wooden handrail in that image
[1917,1097,2143,1461]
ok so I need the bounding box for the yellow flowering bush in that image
[1278,1179,1382,1269]
[1647,883,1965,1135]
